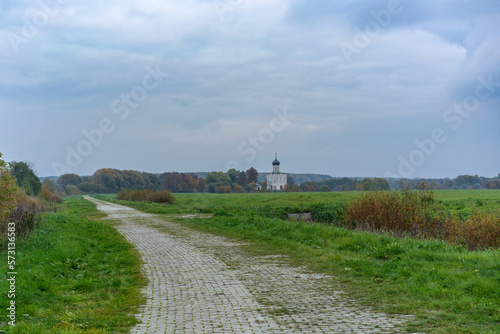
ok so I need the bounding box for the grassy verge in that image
[0,196,145,333]
[96,192,500,333]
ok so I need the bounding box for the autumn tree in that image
[163,172,203,193]
[65,185,82,196]
[40,181,63,203]
[42,178,58,193]
[197,177,206,192]
[0,153,17,223]
[486,179,500,189]
[246,167,258,184]
[121,170,147,190]
[234,185,244,193]
[206,172,232,193]
[236,171,247,187]
[163,172,182,192]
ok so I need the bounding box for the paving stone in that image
[85,196,416,333]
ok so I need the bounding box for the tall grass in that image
[0,191,46,250]
[344,182,500,250]
[117,189,175,204]
[447,209,500,250]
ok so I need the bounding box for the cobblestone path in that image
[85,196,415,333]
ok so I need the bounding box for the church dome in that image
[272,153,280,166]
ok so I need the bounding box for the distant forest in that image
[45,168,500,196]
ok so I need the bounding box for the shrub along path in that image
[84,196,415,333]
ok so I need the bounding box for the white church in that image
[266,153,287,191]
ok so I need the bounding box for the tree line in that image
[297,177,390,192]
[2,159,500,198]
[205,168,259,193]
[386,174,500,190]
[54,167,262,195]
[294,174,500,192]
[52,169,500,195]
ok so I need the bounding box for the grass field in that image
[94,189,500,333]
[0,197,145,334]
[95,189,500,223]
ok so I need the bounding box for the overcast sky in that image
[1,0,499,178]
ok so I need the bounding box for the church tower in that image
[267,153,287,190]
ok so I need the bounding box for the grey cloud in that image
[0,0,498,177]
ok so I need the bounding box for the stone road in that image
[84,196,415,333]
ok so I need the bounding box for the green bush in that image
[310,203,345,225]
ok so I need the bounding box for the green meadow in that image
[96,189,500,221]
